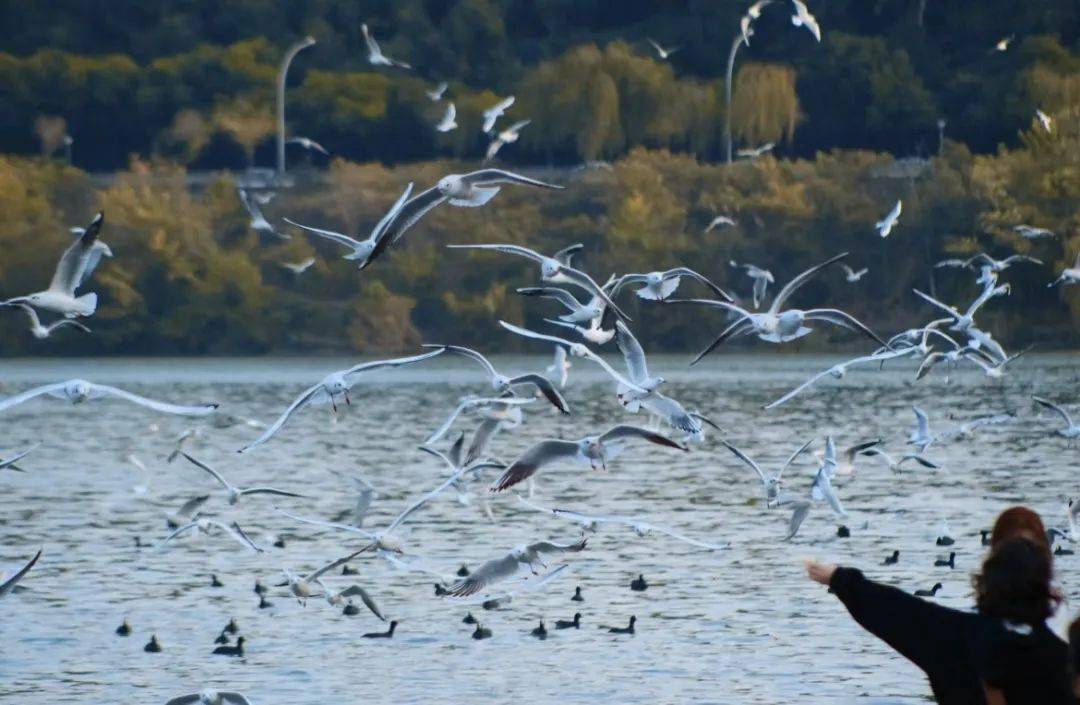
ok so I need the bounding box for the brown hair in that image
[974,538,1057,625]
[990,506,1050,556]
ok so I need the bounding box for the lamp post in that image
[936,119,946,156]
[62,135,73,166]
[276,36,316,176]
[724,33,747,164]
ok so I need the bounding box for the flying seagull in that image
[165,690,253,705]
[721,438,813,505]
[238,189,288,240]
[178,452,305,505]
[0,379,217,417]
[485,120,530,161]
[706,215,737,231]
[840,264,868,282]
[361,23,411,69]
[1032,396,1080,439]
[2,212,106,317]
[443,538,587,597]
[647,39,680,60]
[286,137,329,155]
[729,262,774,309]
[736,143,774,159]
[876,200,902,238]
[790,0,821,41]
[424,344,570,414]
[1050,253,1080,287]
[0,444,38,473]
[280,257,315,275]
[435,102,457,132]
[611,268,732,303]
[159,519,263,553]
[426,81,448,101]
[1013,225,1056,240]
[239,349,444,452]
[7,303,90,339]
[481,96,515,133]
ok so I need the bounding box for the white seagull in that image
[426,81,448,101]
[178,452,305,505]
[286,137,329,155]
[280,548,369,605]
[239,349,444,452]
[647,39,680,59]
[165,690,253,705]
[443,538,587,597]
[284,181,414,271]
[160,519,263,553]
[840,263,868,282]
[361,23,411,69]
[721,438,813,505]
[1032,396,1080,440]
[517,286,603,324]
[238,189,288,240]
[424,395,535,446]
[736,142,775,158]
[8,303,90,339]
[1014,225,1056,240]
[481,96,515,133]
[1050,253,1080,287]
[729,261,774,308]
[546,345,571,389]
[860,448,939,473]
[706,215,737,231]
[2,212,106,317]
[485,119,530,161]
[790,0,821,41]
[1036,109,1053,133]
[611,268,732,303]
[0,379,217,417]
[425,344,570,414]
[435,102,457,132]
[0,444,38,473]
[764,347,916,409]
[907,406,935,452]
[875,200,902,237]
[280,257,315,275]
[490,425,687,492]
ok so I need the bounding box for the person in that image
[805,508,1071,704]
[1068,617,1080,700]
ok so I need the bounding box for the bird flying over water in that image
[0,379,217,417]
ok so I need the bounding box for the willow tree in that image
[212,94,274,166]
[730,63,800,148]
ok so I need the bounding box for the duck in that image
[457,564,470,577]
[882,550,899,565]
[144,635,162,653]
[258,595,273,609]
[980,530,991,546]
[273,536,286,549]
[214,631,229,645]
[472,624,492,640]
[115,619,132,636]
[342,601,360,616]
[914,582,943,597]
[224,618,239,634]
[253,580,266,596]
[934,552,956,569]
[606,616,636,634]
[212,636,245,657]
[1055,545,1074,556]
[836,525,851,538]
[462,612,478,624]
[936,535,955,547]
[210,574,224,588]
[342,565,358,576]
[531,620,548,639]
[363,621,397,639]
[555,613,581,630]
[482,598,505,610]
[571,586,584,602]
[630,574,648,592]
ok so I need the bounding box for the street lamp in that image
[62,134,73,166]
[276,36,316,176]
[936,119,946,156]
[724,32,749,164]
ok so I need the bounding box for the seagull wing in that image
[528,537,588,556]
[87,382,218,417]
[274,507,375,540]
[1033,396,1074,428]
[376,186,447,250]
[552,243,584,267]
[599,425,687,451]
[913,289,960,319]
[49,212,103,295]
[0,444,39,471]
[507,373,570,414]
[614,320,650,384]
[175,494,210,518]
[516,286,585,313]
[445,552,521,597]
[770,252,849,314]
[465,418,501,465]
[491,440,581,492]
[386,465,473,532]
[803,309,889,348]
[913,406,930,437]
[283,218,362,250]
[778,438,815,480]
[446,243,546,264]
[664,267,733,302]
[428,344,498,380]
[764,365,842,410]
[554,265,630,321]
[344,349,444,380]
[214,521,264,553]
[461,169,563,190]
[219,695,254,705]
[239,382,325,453]
[178,452,232,491]
[307,547,369,582]
[424,398,472,445]
[239,487,306,499]
[339,585,386,621]
[0,381,71,414]
[785,501,812,540]
[0,548,41,597]
[720,440,767,485]
[164,696,202,705]
[646,524,729,550]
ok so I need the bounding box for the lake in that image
[1,353,1078,704]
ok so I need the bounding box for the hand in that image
[804,559,837,586]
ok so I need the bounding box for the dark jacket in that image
[829,567,1072,705]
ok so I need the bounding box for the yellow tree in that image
[731,63,801,148]
[212,95,275,166]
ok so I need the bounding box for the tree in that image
[211,94,274,166]
[731,63,800,148]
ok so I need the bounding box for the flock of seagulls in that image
[1,3,1076,703]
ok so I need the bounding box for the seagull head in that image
[436,175,461,196]
[66,379,91,403]
[540,259,561,280]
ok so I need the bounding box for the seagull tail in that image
[74,293,98,317]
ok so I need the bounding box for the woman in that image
[805,508,1070,704]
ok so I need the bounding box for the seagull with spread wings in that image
[0,379,217,417]
[721,438,813,505]
[1032,396,1080,440]
[611,268,732,303]
[481,96,515,133]
[178,452,305,506]
[361,23,410,68]
[443,538,587,597]
[424,344,570,414]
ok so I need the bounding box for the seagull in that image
[490,425,687,492]
[237,189,288,240]
[284,182,414,271]
[6,302,89,339]
[790,0,821,41]
[544,317,615,345]
[1036,109,1053,133]
[1032,396,1080,439]
[65,223,113,287]
[435,102,457,132]
[729,261,774,308]
[165,690,253,705]
[994,35,1013,52]
[518,497,728,550]
[361,23,411,69]
[485,120,530,161]
[448,242,627,320]
[721,438,813,505]
[418,441,506,517]
[286,137,329,155]
[382,170,564,249]
[178,452,305,505]
[426,81,448,101]
[165,494,210,530]
[0,549,41,598]
[2,212,105,317]
[875,200,902,237]
[546,346,571,389]
[764,348,917,409]
[840,264,868,282]
[937,252,1043,276]
[498,321,649,394]
[860,448,940,473]
[317,583,386,620]
[0,379,217,417]
[1014,225,1056,240]
[706,215,737,232]
[516,286,603,324]
[613,320,666,400]
[680,253,888,360]
[280,257,315,275]
[425,345,570,414]
[816,437,883,476]
[913,285,1001,332]
[1050,253,1080,287]
[938,412,1014,442]
[280,548,369,605]
[647,39,680,60]
[159,519,263,553]
[239,349,443,452]
[0,444,37,473]
[424,395,535,446]
[611,268,732,303]
[481,96,515,133]
[907,406,935,452]
[443,539,587,597]
[736,142,774,159]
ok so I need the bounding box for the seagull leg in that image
[345,389,352,406]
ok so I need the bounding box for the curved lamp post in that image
[724,33,748,164]
[276,36,316,175]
